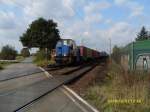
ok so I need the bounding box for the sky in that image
[0,0,149,53]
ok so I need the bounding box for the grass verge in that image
[0,64,3,70]
[34,59,55,67]
[83,62,150,112]
[16,56,25,62]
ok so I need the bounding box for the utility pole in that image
[81,38,84,46]
[109,38,112,63]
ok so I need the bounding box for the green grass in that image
[83,62,150,112]
[16,56,25,62]
[0,60,19,69]
[0,64,3,70]
[0,62,13,67]
[0,56,24,70]
[33,50,55,67]
[34,59,55,67]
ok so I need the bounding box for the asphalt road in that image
[17,87,88,112]
[0,57,98,112]
[0,57,41,81]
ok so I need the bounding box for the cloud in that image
[24,0,75,20]
[107,22,136,45]
[128,2,144,17]
[0,0,147,53]
[0,0,77,51]
[0,11,16,29]
[84,13,103,24]
[114,0,129,5]
[84,1,111,15]
[114,0,144,17]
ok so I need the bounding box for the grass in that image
[83,62,150,112]
[34,59,55,67]
[0,62,11,70]
[0,64,3,70]
[0,56,24,70]
[33,50,55,67]
[16,56,25,62]
[0,62,15,66]
[33,55,55,67]
[0,57,20,69]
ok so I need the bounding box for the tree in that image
[112,45,122,64]
[0,45,17,60]
[21,48,30,57]
[136,26,149,41]
[20,18,60,50]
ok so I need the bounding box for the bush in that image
[16,56,25,62]
[34,50,47,61]
[34,49,48,66]
[0,45,17,60]
[21,48,30,57]
[0,64,3,70]
[111,45,121,64]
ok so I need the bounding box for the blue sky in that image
[0,0,149,52]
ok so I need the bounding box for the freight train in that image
[54,39,108,64]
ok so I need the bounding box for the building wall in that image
[136,54,150,72]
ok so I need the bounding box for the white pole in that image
[109,38,112,63]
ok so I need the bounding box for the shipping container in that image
[79,46,100,59]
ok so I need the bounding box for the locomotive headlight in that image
[64,54,66,56]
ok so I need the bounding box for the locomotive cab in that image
[55,39,77,64]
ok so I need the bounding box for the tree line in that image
[0,45,17,60]
[0,45,30,60]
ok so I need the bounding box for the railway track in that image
[0,65,70,82]
[0,62,91,82]
[0,62,99,112]
[16,64,97,112]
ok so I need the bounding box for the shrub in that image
[111,45,122,64]
[0,64,3,70]
[34,49,48,66]
[16,56,25,62]
[0,45,17,60]
[34,50,47,61]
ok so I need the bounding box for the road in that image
[0,57,98,112]
[0,57,41,81]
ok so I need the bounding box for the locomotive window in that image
[56,41,62,47]
[64,40,68,45]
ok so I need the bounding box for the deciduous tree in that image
[0,45,17,60]
[20,18,60,50]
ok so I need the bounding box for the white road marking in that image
[63,86,99,112]
[61,88,88,112]
[38,67,52,78]
[40,66,99,112]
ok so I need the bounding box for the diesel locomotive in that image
[54,39,107,64]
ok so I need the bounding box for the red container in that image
[92,50,100,58]
[79,46,100,58]
[79,46,87,57]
